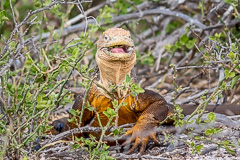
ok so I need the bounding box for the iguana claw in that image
[122,119,161,155]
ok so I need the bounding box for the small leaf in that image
[224,70,229,79]
[207,112,215,122]
[103,108,117,118]
[205,128,213,136]
[22,156,28,160]
[195,144,203,153]
[51,70,59,80]
[214,32,222,38]
[112,99,118,108]
[17,95,23,101]
[175,41,181,49]
[87,105,94,111]
[72,48,80,59]
[125,74,131,83]
[67,118,74,123]
[69,109,77,116]
[0,10,9,25]
[209,36,215,41]
[230,75,240,89]
[172,44,178,52]
[227,51,235,60]
[164,43,172,52]
[186,40,195,49]
[229,72,235,78]
[112,129,119,135]
[88,69,95,73]
[102,143,109,150]
[37,94,43,103]
[180,34,189,45]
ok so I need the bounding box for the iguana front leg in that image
[123,89,169,155]
[69,94,95,128]
[50,93,95,135]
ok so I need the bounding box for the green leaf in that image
[69,109,77,116]
[220,81,227,90]
[186,39,196,49]
[103,108,117,119]
[180,34,189,45]
[230,75,240,89]
[205,128,222,136]
[179,114,184,119]
[209,36,215,41]
[229,72,235,78]
[38,61,47,72]
[195,144,203,153]
[87,105,94,111]
[7,82,13,90]
[164,43,172,53]
[177,85,182,91]
[224,70,229,79]
[227,51,235,60]
[34,0,41,7]
[9,41,16,50]
[201,95,206,100]
[205,128,213,136]
[0,10,9,25]
[130,84,145,97]
[37,94,43,103]
[51,70,59,80]
[165,21,181,34]
[81,65,88,73]
[72,48,80,59]
[175,41,182,49]
[171,44,178,52]
[195,117,202,124]
[214,32,222,38]
[88,69,95,73]
[22,156,29,160]
[7,109,14,113]
[113,129,119,135]
[17,95,23,101]
[194,136,201,140]
[67,118,74,123]
[102,143,109,150]
[207,112,215,122]
[125,74,131,83]
[112,99,118,109]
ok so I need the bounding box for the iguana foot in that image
[122,117,160,155]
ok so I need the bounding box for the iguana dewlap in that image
[51,28,240,155]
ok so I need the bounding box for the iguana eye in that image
[104,34,109,42]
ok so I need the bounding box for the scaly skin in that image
[51,28,240,155]
[69,84,170,154]
[67,27,172,154]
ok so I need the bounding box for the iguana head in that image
[96,27,135,60]
[95,28,136,98]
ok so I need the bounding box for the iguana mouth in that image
[101,45,134,57]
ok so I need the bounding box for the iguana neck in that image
[96,55,135,98]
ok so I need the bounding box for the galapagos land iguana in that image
[51,28,240,155]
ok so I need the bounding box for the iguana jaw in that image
[100,44,134,58]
